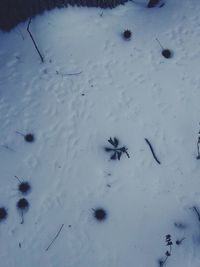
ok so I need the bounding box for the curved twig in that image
[145,138,161,165]
[45,224,64,251]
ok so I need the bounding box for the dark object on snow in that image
[193,206,200,222]
[123,30,132,40]
[105,137,130,160]
[16,131,35,143]
[17,198,29,224]
[176,238,185,246]
[145,138,161,165]
[93,208,107,221]
[147,0,160,8]
[196,136,200,159]
[155,38,173,59]
[45,224,64,251]
[0,0,128,31]
[0,207,8,222]
[17,198,29,210]
[25,133,35,143]
[27,18,44,63]
[18,182,31,195]
[158,235,173,267]
[162,49,172,59]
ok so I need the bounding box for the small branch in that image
[60,71,82,77]
[159,245,172,267]
[197,138,200,159]
[16,131,25,137]
[156,38,164,50]
[193,206,200,222]
[45,224,64,251]
[176,237,185,245]
[14,175,22,183]
[21,210,24,224]
[145,138,161,165]
[27,18,44,63]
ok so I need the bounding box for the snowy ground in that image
[1,0,200,266]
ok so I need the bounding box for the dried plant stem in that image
[21,210,24,224]
[16,131,25,137]
[160,245,172,267]
[193,206,200,221]
[145,138,161,165]
[27,18,44,63]
[45,224,64,251]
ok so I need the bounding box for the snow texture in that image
[1,0,200,266]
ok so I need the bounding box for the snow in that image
[1,0,200,266]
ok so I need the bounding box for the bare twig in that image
[145,138,161,165]
[14,175,22,183]
[45,224,64,251]
[61,71,82,77]
[176,237,185,245]
[193,206,200,221]
[21,210,24,224]
[27,18,44,63]
[197,137,200,159]
[16,131,25,137]
[156,38,164,50]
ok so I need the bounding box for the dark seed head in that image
[17,198,29,210]
[162,49,172,59]
[123,30,132,40]
[0,207,7,222]
[24,134,35,143]
[94,208,107,221]
[147,0,159,8]
[18,182,31,195]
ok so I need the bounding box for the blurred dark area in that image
[0,0,128,31]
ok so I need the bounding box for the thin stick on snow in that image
[155,38,164,50]
[21,210,24,224]
[61,71,82,76]
[197,138,200,159]
[193,206,200,222]
[145,138,161,165]
[27,18,44,63]
[16,131,25,137]
[45,224,64,251]
[14,175,22,183]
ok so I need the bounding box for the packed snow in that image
[1,0,200,266]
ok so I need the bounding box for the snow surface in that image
[1,0,200,266]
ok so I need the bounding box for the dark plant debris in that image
[25,133,35,143]
[105,137,130,160]
[158,234,173,267]
[156,38,173,59]
[176,238,185,246]
[123,30,132,40]
[145,138,161,164]
[18,182,31,195]
[147,0,160,8]
[17,198,29,224]
[93,208,107,221]
[45,224,64,251]
[0,207,8,222]
[162,49,172,59]
[192,206,200,222]
[196,126,200,159]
